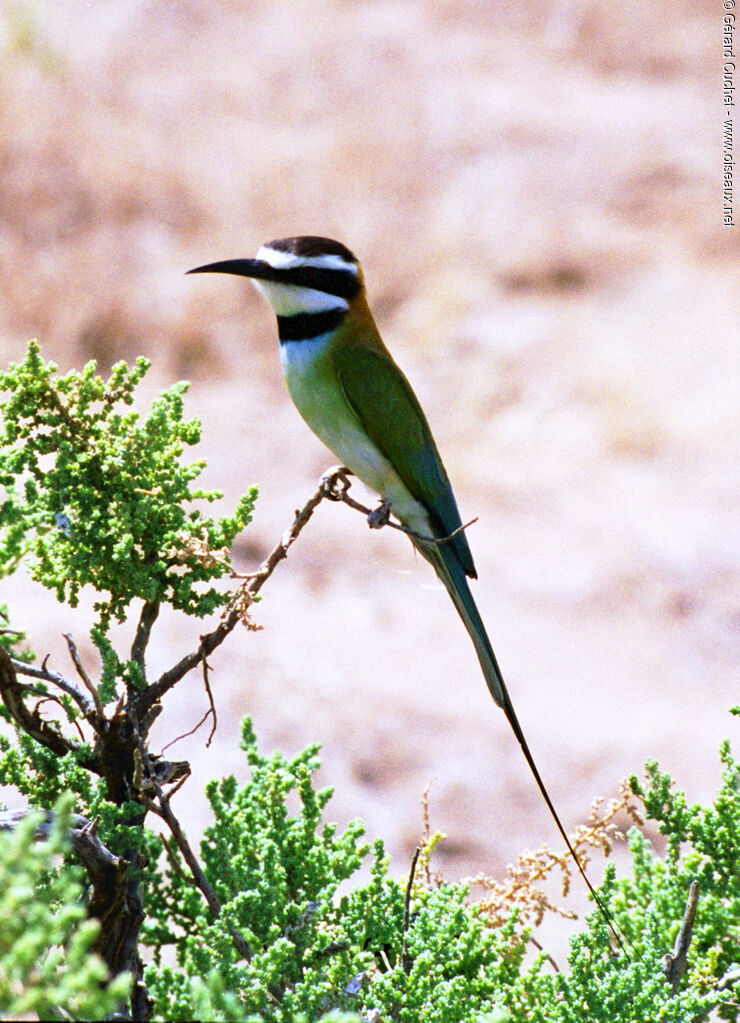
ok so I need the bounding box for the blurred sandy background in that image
[1,0,738,952]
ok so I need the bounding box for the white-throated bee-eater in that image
[188,235,614,929]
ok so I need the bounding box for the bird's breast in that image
[279,337,431,534]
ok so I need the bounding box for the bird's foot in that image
[367,499,392,530]
[320,466,353,501]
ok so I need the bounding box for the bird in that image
[188,235,618,938]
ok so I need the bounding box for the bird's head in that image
[188,236,364,320]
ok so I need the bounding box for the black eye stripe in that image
[284,265,361,300]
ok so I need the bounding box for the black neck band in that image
[277,307,346,342]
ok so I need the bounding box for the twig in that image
[323,466,478,546]
[402,847,421,974]
[157,658,218,754]
[0,647,88,761]
[160,706,214,755]
[202,658,217,746]
[663,879,699,993]
[63,633,105,722]
[10,656,94,718]
[528,935,561,974]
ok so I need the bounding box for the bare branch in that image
[10,656,94,718]
[0,647,90,761]
[138,465,479,722]
[64,632,106,722]
[323,466,478,546]
[402,847,421,974]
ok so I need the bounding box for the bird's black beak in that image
[186,258,280,282]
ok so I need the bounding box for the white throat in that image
[252,279,348,317]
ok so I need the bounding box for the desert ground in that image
[0,0,738,955]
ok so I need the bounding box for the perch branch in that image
[322,466,478,546]
[137,467,479,719]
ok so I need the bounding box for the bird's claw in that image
[320,466,353,501]
[367,499,392,530]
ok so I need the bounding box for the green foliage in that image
[139,722,740,1023]
[140,718,739,1023]
[625,743,740,1021]
[0,794,130,1019]
[144,717,392,1021]
[0,340,256,627]
[0,601,33,661]
[518,874,717,1022]
[143,718,527,1022]
[0,732,96,806]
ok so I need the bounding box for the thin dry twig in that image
[64,632,105,722]
[323,466,478,546]
[161,657,219,753]
[402,847,421,974]
[201,658,217,746]
[11,655,94,719]
[160,706,214,755]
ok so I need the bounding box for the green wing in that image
[334,343,476,579]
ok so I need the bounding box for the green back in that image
[333,343,477,579]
